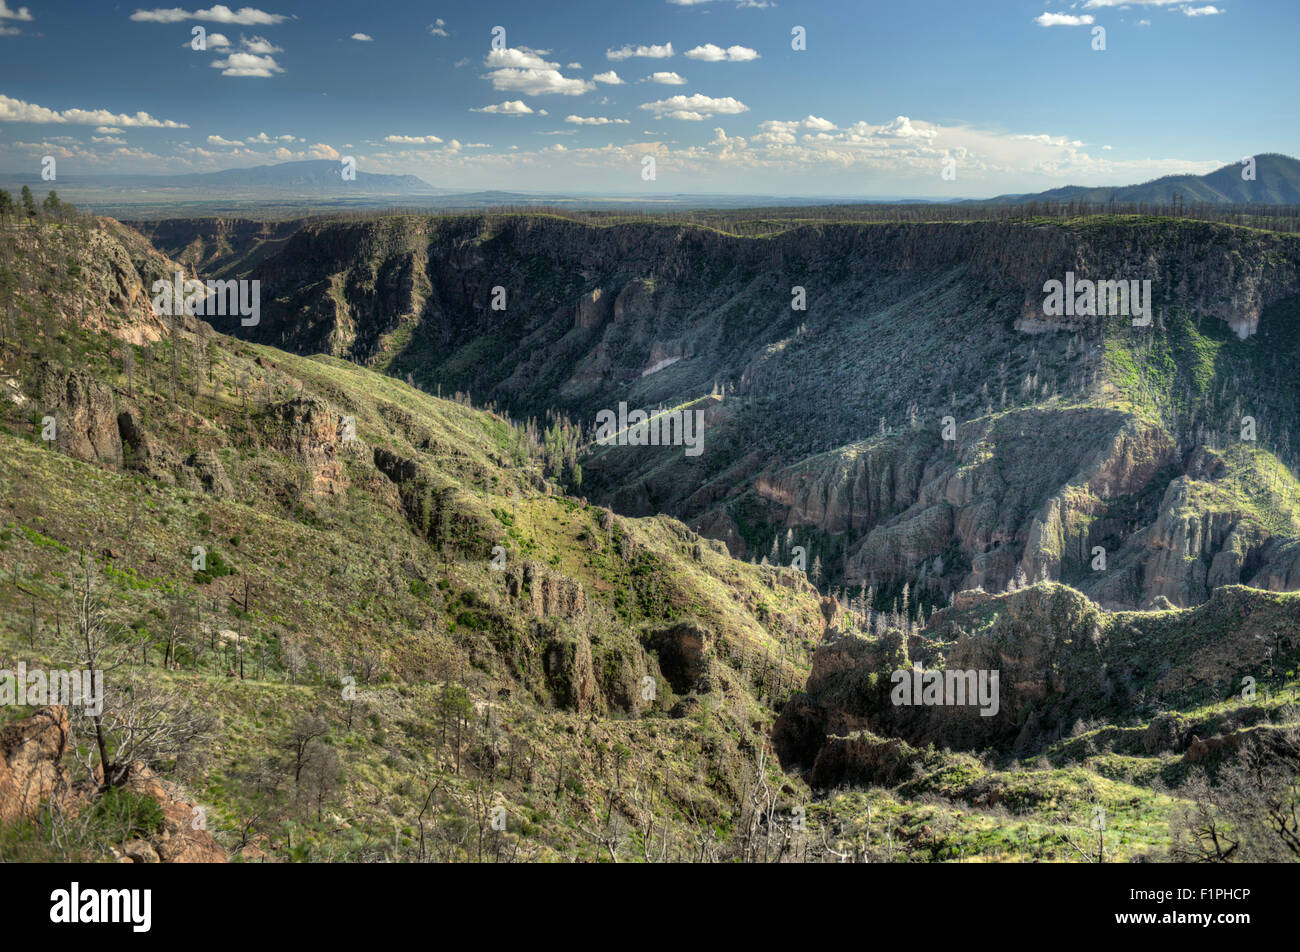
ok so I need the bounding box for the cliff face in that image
[126,217,306,279]
[775,583,1300,782]
[229,216,1300,373]
[142,214,1300,609]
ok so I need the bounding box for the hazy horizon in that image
[2,0,1297,198]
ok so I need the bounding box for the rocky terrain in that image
[139,213,1300,613]
[2,209,1298,863]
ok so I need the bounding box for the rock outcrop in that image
[0,705,70,825]
[0,707,225,862]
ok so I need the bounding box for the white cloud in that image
[486,47,554,70]
[606,42,673,61]
[95,126,125,134]
[471,100,536,115]
[211,50,283,76]
[239,34,281,54]
[1082,0,1186,6]
[0,2,33,21]
[1034,12,1095,26]
[130,5,288,25]
[210,35,284,76]
[350,32,373,41]
[382,134,444,144]
[1183,5,1222,15]
[875,115,937,139]
[483,47,594,96]
[593,70,624,84]
[0,94,188,127]
[91,135,127,144]
[487,69,592,96]
[649,71,687,85]
[684,44,759,62]
[640,93,749,120]
[207,31,230,47]
[428,18,448,37]
[565,115,631,125]
[207,134,244,146]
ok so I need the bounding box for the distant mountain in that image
[2,159,437,196]
[174,159,436,194]
[979,153,1300,205]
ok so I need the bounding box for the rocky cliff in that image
[178,213,1300,610]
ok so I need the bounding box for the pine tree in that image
[20,185,36,217]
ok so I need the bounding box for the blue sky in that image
[0,0,1296,196]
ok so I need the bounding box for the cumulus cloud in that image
[801,115,836,131]
[239,34,280,53]
[564,115,630,125]
[350,32,373,41]
[649,71,687,85]
[129,5,288,25]
[684,44,759,62]
[1034,12,1095,26]
[593,70,624,84]
[1083,0,1189,6]
[1183,5,1222,15]
[483,47,594,96]
[471,100,536,115]
[875,115,937,139]
[640,93,749,120]
[0,94,188,128]
[210,35,284,76]
[485,47,554,70]
[206,134,244,146]
[211,50,282,76]
[428,18,448,37]
[606,42,673,60]
[382,133,444,144]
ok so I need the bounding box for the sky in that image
[0,0,1296,197]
